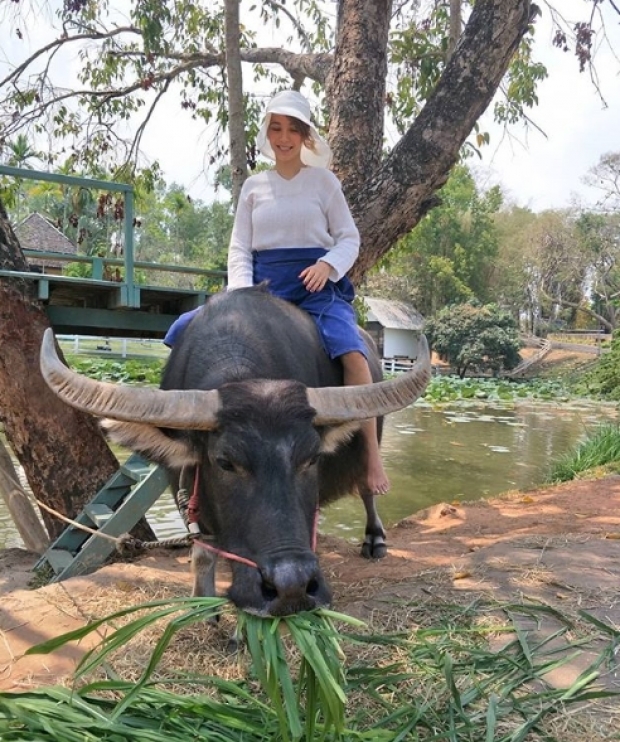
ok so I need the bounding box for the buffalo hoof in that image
[361,535,387,560]
[226,633,241,654]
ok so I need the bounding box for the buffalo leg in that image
[191,544,217,598]
[191,546,242,652]
[359,489,387,559]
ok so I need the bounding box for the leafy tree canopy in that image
[0,0,614,183]
[583,331,620,400]
[368,164,503,315]
[425,302,521,378]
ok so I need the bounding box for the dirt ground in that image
[1,476,619,696]
[2,347,619,735]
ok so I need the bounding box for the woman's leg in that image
[340,351,390,495]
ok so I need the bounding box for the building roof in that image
[14,212,77,268]
[363,296,425,331]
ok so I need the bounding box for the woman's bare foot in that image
[366,446,390,495]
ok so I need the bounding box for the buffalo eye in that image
[300,454,319,472]
[216,456,236,472]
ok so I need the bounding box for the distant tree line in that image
[365,154,620,335]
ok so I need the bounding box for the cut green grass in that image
[1,595,617,741]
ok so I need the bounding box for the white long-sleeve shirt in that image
[227,167,360,289]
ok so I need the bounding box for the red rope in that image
[188,466,319,569]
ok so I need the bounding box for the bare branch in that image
[0,26,140,89]
[262,0,313,53]
[127,79,171,169]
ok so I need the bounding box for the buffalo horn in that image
[307,335,432,425]
[39,328,221,429]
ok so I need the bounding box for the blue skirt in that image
[253,248,367,359]
[164,248,367,360]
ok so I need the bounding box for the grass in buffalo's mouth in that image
[0,596,618,741]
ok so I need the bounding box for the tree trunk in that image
[224,0,247,208]
[0,200,155,542]
[327,0,392,200]
[448,0,463,60]
[328,0,533,284]
[0,436,49,553]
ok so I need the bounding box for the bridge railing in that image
[0,165,227,305]
[19,248,227,292]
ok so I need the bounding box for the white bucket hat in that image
[256,90,332,169]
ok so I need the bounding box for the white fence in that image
[57,335,168,360]
[381,357,418,374]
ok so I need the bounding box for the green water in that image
[1,400,616,548]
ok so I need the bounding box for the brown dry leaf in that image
[452,570,472,580]
[114,581,135,592]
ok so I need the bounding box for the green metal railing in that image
[0,165,227,306]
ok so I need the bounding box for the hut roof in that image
[14,213,77,269]
[363,296,425,331]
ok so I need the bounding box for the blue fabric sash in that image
[253,248,366,359]
[164,248,367,359]
[253,248,354,303]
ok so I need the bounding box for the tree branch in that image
[0,26,141,89]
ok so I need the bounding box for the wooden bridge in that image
[0,166,227,338]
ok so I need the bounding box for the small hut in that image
[14,213,77,275]
[363,296,425,360]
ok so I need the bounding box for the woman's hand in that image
[299,260,331,292]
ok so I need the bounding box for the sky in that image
[473,3,620,211]
[1,1,619,212]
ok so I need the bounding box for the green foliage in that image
[130,182,233,273]
[389,5,449,132]
[422,375,574,405]
[239,610,354,740]
[490,205,619,334]
[375,165,502,314]
[426,302,521,378]
[1,0,337,178]
[68,356,165,385]
[574,211,620,329]
[489,205,537,320]
[0,0,552,179]
[11,595,619,741]
[8,176,233,282]
[64,261,92,278]
[388,4,546,146]
[353,295,369,325]
[494,34,548,124]
[7,172,153,258]
[579,332,620,400]
[548,423,620,483]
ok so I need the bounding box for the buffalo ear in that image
[102,420,200,468]
[318,421,362,454]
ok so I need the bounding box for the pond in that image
[0,399,617,548]
[323,399,617,541]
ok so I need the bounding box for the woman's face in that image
[266,114,304,165]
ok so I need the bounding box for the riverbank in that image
[1,475,619,729]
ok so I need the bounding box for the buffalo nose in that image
[259,555,330,614]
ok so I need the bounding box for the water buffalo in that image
[40,284,431,616]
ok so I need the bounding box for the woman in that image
[227,89,389,496]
